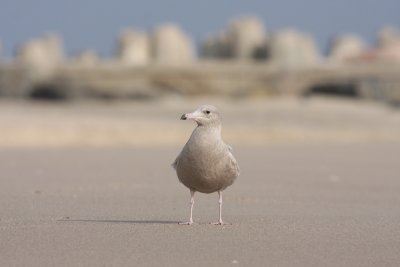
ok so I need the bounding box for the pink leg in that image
[179,190,195,225]
[210,191,229,225]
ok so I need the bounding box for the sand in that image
[0,96,400,147]
[0,97,400,266]
[0,145,399,267]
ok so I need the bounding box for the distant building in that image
[202,33,233,59]
[116,29,150,66]
[269,29,320,66]
[151,23,194,65]
[378,26,400,49]
[328,34,367,62]
[227,16,267,60]
[73,50,99,66]
[339,27,400,63]
[202,16,267,60]
[16,33,64,79]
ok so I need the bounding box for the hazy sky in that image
[0,0,399,57]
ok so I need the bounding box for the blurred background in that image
[0,0,400,147]
[1,2,400,266]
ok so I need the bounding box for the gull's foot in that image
[210,221,231,225]
[179,221,194,225]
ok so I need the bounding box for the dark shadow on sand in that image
[57,219,180,225]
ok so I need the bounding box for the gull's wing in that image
[172,156,179,170]
[226,143,240,177]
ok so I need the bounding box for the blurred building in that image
[116,29,150,66]
[338,26,400,63]
[72,50,100,67]
[378,26,400,49]
[202,33,232,59]
[0,17,399,105]
[16,34,64,79]
[151,23,194,65]
[227,16,267,59]
[328,34,367,62]
[269,29,320,66]
[202,16,268,60]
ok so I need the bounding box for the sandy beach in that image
[0,97,400,266]
[1,96,400,147]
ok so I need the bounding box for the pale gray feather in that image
[173,105,239,194]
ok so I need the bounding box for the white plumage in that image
[173,105,240,225]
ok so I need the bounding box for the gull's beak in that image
[181,111,200,121]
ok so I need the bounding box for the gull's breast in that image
[176,145,238,193]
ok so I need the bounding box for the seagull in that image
[172,105,240,225]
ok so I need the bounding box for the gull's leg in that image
[211,191,229,225]
[179,190,195,225]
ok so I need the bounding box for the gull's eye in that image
[204,110,211,115]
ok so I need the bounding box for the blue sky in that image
[0,0,399,57]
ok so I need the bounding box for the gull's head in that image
[180,105,221,126]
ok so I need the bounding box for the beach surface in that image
[0,97,399,266]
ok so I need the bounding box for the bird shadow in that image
[57,218,180,225]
